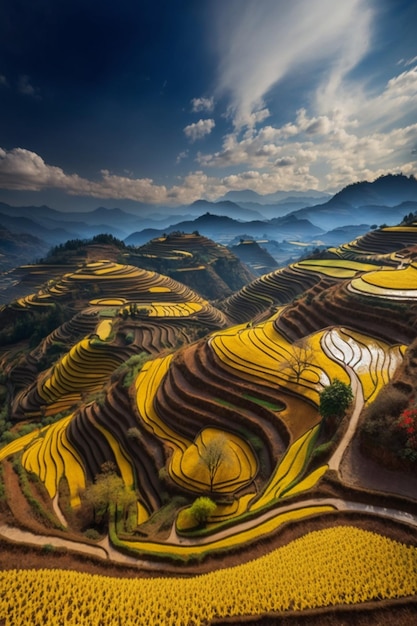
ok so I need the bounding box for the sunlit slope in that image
[330,222,417,261]
[348,261,417,299]
[218,258,386,323]
[0,298,407,560]
[14,332,127,417]
[13,259,229,326]
[277,257,417,344]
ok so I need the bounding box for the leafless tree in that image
[279,340,315,384]
[199,435,230,492]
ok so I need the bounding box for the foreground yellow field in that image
[0,527,415,625]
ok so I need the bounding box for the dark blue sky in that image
[0,0,416,210]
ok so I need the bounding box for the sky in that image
[0,0,416,211]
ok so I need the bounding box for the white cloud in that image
[18,75,40,99]
[2,55,416,206]
[191,97,214,113]
[0,146,319,204]
[214,0,372,128]
[176,150,189,164]
[183,118,215,142]
[274,157,297,168]
[0,75,8,87]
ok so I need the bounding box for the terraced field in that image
[1,228,417,624]
[12,259,229,326]
[218,258,386,323]
[328,223,417,262]
[348,261,417,299]
[127,232,255,299]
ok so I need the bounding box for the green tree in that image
[189,496,216,527]
[199,435,230,492]
[319,379,353,422]
[83,463,136,526]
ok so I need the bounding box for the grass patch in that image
[242,393,285,411]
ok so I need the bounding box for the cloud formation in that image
[1,43,416,205]
[191,97,214,113]
[214,0,372,128]
[183,118,215,142]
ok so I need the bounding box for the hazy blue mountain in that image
[317,224,372,246]
[184,199,265,221]
[286,175,417,230]
[124,212,323,247]
[229,239,279,275]
[331,173,417,207]
[0,212,79,244]
[0,225,49,271]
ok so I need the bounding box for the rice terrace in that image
[0,213,416,625]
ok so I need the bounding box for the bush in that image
[319,379,353,421]
[84,528,101,541]
[188,497,216,527]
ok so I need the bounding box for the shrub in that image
[395,408,417,462]
[42,544,55,553]
[84,528,101,541]
[367,385,410,419]
[319,379,353,421]
[188,497,216,527]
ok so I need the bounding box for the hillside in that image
[0,220,417,624]
[0,225,49,272]
[126,231,255,299]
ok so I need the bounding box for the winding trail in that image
[1,493,417,569]
[321,329,365,472]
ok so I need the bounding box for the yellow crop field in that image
[210,318,339,405]
[250,425,321,510]
[0,415,86,507]
[39,337,123,406]
[148,302,203,317]
[135,355,189,451]
[0,430,41,460]
[89,298,127,305]
[169,427,258,494]
[1,527,415,625]
[96,319,112,340]
[121,505,334,557]
[295,259,379,278]
[360,263,417,289]
[87,415,135,489]
[349,264,417,299]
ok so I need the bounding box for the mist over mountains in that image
[1,174,417,270]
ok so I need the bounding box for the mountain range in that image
[0,174,416,270]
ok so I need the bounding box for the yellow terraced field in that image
[1,526,415,625]
[360,262,417,289]
[321,328,405,403]
[2,415,86,507]
[39,337,124,405]
[251,425,320,510]
[210,316,336,404]
[169,427,258,494]
[135,355,189,451]
[295,259,379,278]
[121,504,335,558]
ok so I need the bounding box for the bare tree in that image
[279,340,315,384]
[199,435,230,492]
